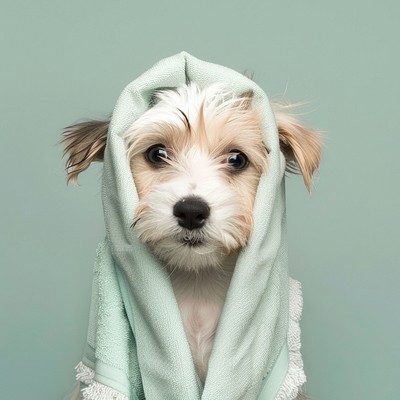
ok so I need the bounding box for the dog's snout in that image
[173,197,210,230]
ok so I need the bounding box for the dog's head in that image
[62,83,321,271]
[124,84,267,271]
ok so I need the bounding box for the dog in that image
[62,82,321,393]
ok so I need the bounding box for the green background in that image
[1,0,399,399]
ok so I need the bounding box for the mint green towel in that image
[73,52,305,400]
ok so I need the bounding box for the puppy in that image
[62,83,321,386]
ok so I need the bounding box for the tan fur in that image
[272,102,322,191]
[61,119,109,185]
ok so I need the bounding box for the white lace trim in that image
[75,362,128,400]
[75,362,95,385]
[275,278,307,400]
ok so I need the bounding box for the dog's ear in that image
[272,103,321,191]
[61,119,110,185]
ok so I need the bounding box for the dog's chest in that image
[169,266,234,383]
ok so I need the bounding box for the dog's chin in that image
[177,236,205,247]
[146,236,228,272]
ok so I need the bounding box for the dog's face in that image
[62,82,321,271]
[124,84,268,271]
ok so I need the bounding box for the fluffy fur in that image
[62,82,321,396]
[126,84,267,270]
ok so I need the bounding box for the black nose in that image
[173,197,210,230]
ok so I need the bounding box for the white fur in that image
[169,253,237,383]
[129,83,249,134]
[133,152,249,270]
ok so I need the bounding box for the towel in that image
[72,51,306,400]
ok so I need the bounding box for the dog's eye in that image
[145,144,169,166]
[227,150,249,171]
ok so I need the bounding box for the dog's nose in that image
[173,197,210,230]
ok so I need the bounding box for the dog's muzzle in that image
[173,197,210,230]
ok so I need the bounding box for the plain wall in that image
[1,0,399,398]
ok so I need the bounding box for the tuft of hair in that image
[242,70,255,81]
[296,390,310,400]
[272,102,322,192]
[61,119,109,185]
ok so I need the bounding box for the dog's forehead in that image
[125,83,267,176]
[145,85,264,152]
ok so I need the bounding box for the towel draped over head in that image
[74,52,305,400]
